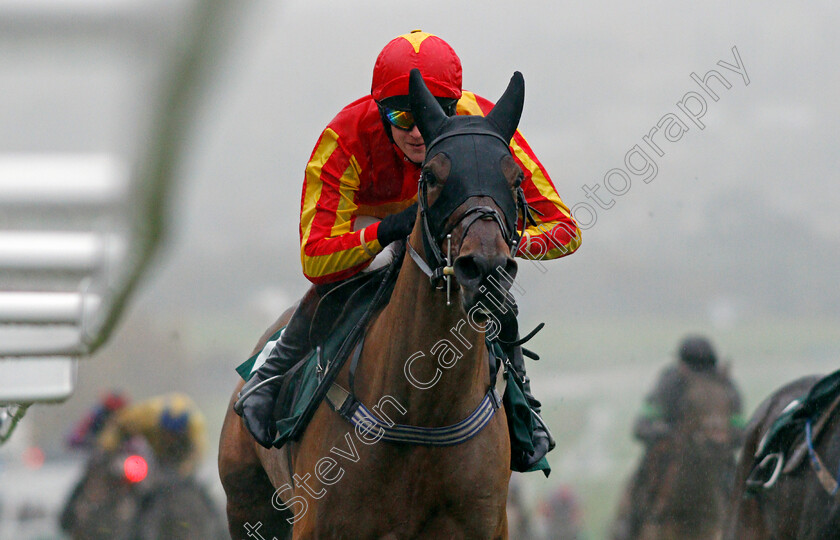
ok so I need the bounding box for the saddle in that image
[747,369,840,492]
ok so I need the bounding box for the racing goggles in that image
[381,106,417,131]
[378,97,458,131]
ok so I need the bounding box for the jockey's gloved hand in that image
[377,203,418,247]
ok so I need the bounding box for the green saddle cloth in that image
[236,330,321,446]
[237,325,550,475]
[236,286,378,448]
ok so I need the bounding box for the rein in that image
[803,419,840,497]
[800,393,840,498]
[303,241,509,448]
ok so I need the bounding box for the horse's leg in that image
[610,465,646,540]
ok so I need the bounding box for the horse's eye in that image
[514,175,523,188]
[424,171,437,187]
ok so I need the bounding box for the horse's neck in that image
[359,233,490,425]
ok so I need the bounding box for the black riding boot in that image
[235,287,320,448]
[508,343,556,470]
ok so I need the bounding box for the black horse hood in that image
[408,69,525,241]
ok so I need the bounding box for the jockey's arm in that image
[509,132,582,261]
[633,402,672,443]
[300,128,393,285]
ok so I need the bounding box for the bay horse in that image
[611,364,742,540]
[219,69,531,539]
[723,373,840,540]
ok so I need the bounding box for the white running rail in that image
[0,0,240,443]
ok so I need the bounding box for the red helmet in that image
[371,30,462,103]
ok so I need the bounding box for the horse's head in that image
[408,69,526,320]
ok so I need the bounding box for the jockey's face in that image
[390,124,426,164]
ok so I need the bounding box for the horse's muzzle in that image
[453,253,518,314]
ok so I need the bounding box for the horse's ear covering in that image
[486,71,524,143]
[409,68,447,146]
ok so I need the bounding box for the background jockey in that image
[236,30,581,472]
[633,335,743,444]
[97,392,207,478]
[65,390,130,449]
[610,335,744,539]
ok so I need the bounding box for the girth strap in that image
[325,349,507,447]
[351,392,498,446]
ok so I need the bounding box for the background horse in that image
[723,374,840,540]
[60,447,141,540]
[612,365,742,540]
[219,70,529,539]
[61,440,226,539]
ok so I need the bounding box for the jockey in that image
[236,30,582,472]
[613,336,743,540]
[633,335,743,444]
[97,392,207,477]
[65,390,129,449]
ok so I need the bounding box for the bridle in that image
[407,127,536,292]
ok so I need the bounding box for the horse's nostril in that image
[503,258,518,281]
[453,255,482,285]
[454,254,517,291]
